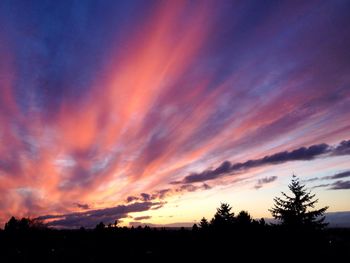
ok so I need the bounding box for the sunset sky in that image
[0,0,349,228]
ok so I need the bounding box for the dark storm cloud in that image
[180,140,349,184]
[37,201,161,228]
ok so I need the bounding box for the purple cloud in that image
[179,140,350,184]
[255,176,278,190]
[329,181,350,190]
[37,202,162,228]
[133,216,152,221]
[75,203,90,210]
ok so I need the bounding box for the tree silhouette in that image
[236,210,252,226]
[258,218,266,226]
[4,216,19,231]
[4,216,45,231]
[269,175,328,229]
[211,203,235,228]
[199,217,209,229]
[95,221,105,231]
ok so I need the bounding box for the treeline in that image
[1,203,263,232]
[0,176,349,261]
[0,203,348,262]
[195,203,265,230]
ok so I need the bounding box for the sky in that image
[0,0,349,228]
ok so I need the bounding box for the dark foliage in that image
[199,217,209,229]
[0,212,347,262]
[236,210,252,226]
[0,176,348,261]
[4,217,45,232]
[269,175,328,229]
[210,203,235,229]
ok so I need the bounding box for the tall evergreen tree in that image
[199,217,209,229]
[236,210,252,226]
[211,203,235,227]
[269,175,328,229]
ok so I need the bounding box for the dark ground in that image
[0,226,349,262]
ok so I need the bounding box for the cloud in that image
[175,183,212,193]
[126,189,171,203]
[324,170,350,180]
[126,184,211,206]
[37,201,162,228]
[133,216,152,221]
[302,177,319,183]
[151,204,165,210]
[312,180,350,190]
[179,140,349,184]
[75,203,90,210]
[332,140,350,156]
[140,193,151,201]
[254,176,278,189]
[304,170,350,184]
[126,196,139,203]
[312,184,330,189]
[329,180,350,190]
[154,189,172,199]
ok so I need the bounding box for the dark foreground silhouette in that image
[0,176,349,261]
[0,221,349,262]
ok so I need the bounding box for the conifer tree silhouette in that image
[236,210,252,226]
[269,175,328,229]
[211,203,235,228]
[199,217,209,229]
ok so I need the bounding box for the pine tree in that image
[199,217,209,229]
[211,203,235,228]
[269,175,328,229]
[236,210,252,226]
[95,221,105,231]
